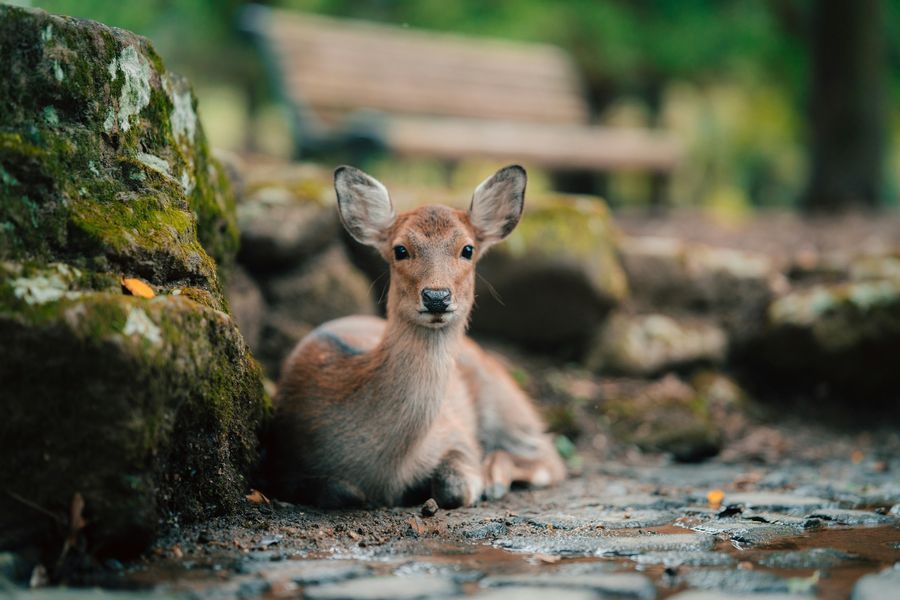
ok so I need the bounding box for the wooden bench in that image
[242,6,682,196]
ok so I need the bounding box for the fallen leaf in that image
[707,489,726,510]
[122,277,155,298]
[171,545,183,559]
[850,449,864,464]
[246,489,270,504]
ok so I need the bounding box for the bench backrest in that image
[253,8,590,126]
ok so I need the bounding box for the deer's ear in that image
[334,166,396,247]
[469,165,526,248]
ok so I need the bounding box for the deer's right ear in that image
[334,166,396,247]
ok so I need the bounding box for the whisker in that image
[477,272,504,306]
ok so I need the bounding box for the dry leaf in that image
[850,449,864,464]
[707,489,726,509]
[246,489,270,504]
[122,277,155,298]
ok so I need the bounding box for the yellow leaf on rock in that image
[122,277,155,299]
[707,489,725,509]
[245,489,270,504]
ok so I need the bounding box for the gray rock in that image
[480,572,655,600]
[633,551,735,567]
[668,592,808,600]
[265,245,375,328]
[587,312,727,376]
[469,194,627,354]
[594,533,716,557]
[751,279,900,397]
[498,532,713,558]
[758,548,863,569]
[682,569,792,593]
[469,587,599,600]
[690,520,797,547]
[805,508,897,526]
[303,574,458,600]
[852,565,900,600]
[236,181,339,272]
[619,236,777,344]
[240,559,370,584]
[524,509,674,531]
[459,520,508,540]
[724,493,833,514]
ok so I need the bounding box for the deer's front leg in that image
[430,449,483,508]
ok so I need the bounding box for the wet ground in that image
[12,424,897,600]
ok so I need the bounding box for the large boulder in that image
[0,6,267,558]
[747,277,900,399]
[469,194,628,356]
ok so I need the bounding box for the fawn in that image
[268,165,565,508]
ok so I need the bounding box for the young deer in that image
[268,165,565,508]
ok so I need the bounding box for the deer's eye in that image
[460,245,474,260]
[393,245,410,261]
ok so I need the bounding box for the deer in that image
[267,165,566,509]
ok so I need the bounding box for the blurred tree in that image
[804,0,886,211]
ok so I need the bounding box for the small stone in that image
[421,498,439,517]
[691,520,797,547]
[470,587,597,600]
[480,572,655,600]
[461,521,507,540]
[303,574,458,600]
[240,559,370,585]
[758,548,862,569]
[724,493,833,514]
[633,551,735,568]
[683,569,791,593]
[668,592,805,600]
[805,508,897,526]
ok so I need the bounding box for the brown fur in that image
[268,165,565,508]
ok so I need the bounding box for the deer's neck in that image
[362,318,461,457]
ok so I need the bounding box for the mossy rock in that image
[619,236,778,346]
[587,312,727,377]
[746,279,900,399]
[0,7,267,560]
[470,194,628,356]
[603,375,721,462]
[0,5,239,307]
[0,263,268,557]
[236,166,338,273]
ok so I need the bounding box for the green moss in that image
[0,6,267,558]
[502,194,629,302]
[0,291,267,556]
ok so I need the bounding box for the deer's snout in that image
[421,288,452,313]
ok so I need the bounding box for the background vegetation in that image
[23,0,900,211]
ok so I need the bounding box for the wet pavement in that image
[8,440,896,600]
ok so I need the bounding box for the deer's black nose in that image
[422,288,452,313]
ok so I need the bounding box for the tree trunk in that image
[803,0,885,211]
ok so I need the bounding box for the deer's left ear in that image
[469,165,526,248]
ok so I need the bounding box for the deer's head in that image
[335,165,526,331]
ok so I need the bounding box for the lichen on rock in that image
[0,6,267,559]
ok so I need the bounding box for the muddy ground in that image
[13,414,897,600]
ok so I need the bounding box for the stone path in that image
[8,448,896,600]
